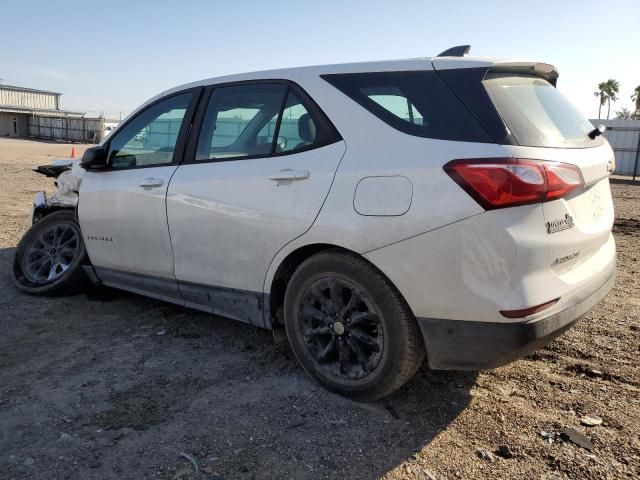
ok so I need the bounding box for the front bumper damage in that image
[30,159,83,225]
[30,191,48,224]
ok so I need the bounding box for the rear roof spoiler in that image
[434,47,559,85]
[437,45,471,57]
[489,62,559,86]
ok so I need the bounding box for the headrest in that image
[298,113,316,142]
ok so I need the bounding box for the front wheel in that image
[284,250,425,401]
[12,210,90,296]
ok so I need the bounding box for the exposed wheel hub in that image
[298,277,384,380]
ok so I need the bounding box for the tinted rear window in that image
[322,71,492,143]
[483,74,598,148]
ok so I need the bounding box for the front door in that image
[78,90,199,298]
[166,82,345,322]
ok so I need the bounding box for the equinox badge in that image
[546,214,574,234]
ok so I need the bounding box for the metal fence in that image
[213,118,302,146]
[590,119,640,179]
[28,115,107,143]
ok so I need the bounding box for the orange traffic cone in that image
[71,146,77,158]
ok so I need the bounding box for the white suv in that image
[14,46,616,400]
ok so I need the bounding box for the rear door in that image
[166,81,345,322]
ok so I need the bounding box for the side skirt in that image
[179,280,269,328]
[92,267,270,329]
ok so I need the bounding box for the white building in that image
[0,83,112,142]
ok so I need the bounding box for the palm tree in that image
[594,82,607,119]
[632,85,640,117]
[615,107,633,120]
[604,79,620,120]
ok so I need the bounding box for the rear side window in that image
[483,74,598,148]
[322,71,492,143]
[195,83,341,162]
[366,88,424,126]
[196,84,288,160]
[258,92,320,153]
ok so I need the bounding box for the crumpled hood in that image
[34,158,85,209]
[32,158,80,177]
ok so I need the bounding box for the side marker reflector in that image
[500,298,560,319]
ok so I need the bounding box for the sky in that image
[1,0,639,120]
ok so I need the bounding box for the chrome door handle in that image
[269,169,309,181]
[139,178,164,188]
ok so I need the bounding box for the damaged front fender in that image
[31,158,86,225]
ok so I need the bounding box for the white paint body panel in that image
[167,142,346,292]
[364,206,615,323]
[360,141,616,323]
[78,165,178,278]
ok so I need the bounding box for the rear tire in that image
[12,210,90,296]
[284,249,425,401]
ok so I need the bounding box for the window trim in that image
[97,87,203,172]
[182,79,342,165]
[271,85,291,154]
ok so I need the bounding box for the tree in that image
[594,82,607,119]
[594,79,621,119]
[615,107,634,120]
[632,85,640,116]
[604,79,620,120]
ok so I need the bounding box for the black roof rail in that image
[436,45,471,57]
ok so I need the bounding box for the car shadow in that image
[0,246,476,479]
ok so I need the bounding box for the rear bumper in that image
[418,263,616,370]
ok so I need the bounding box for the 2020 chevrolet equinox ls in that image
[13,46,616,400]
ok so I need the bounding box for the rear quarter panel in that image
[262,73,509,293]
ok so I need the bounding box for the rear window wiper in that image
[588,125,606,140]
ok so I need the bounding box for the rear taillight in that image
[443,158,584,210]
[544,162,584,200]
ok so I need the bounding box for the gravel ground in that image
[0,138,638,480]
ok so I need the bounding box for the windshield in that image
[484,74,599,148]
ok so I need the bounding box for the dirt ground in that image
[0,137,638,480]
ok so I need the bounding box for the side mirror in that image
[81,146,108,170]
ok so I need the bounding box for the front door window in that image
[107,93,192,169]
